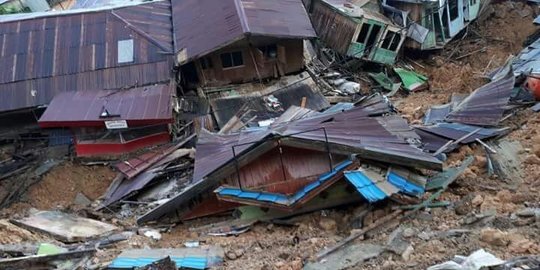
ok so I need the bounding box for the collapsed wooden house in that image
[172,0,317,90]
[136,101,443,224]
[384,0,483,50]
[305,0,405,65]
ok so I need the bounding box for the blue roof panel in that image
[110,257,208,269]
[387,172,424,196]
[344,171,388,203]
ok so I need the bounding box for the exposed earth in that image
[0,2,539,270]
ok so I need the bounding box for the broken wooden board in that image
[11,211,117,243]
[426,156,474,191]
[0,249,95,270]
[486,140,524,185]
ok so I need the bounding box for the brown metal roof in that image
[446,74,515,126]
[0,1,174,112]
[38,83,173,128]
[137,105,443,224]
[193,106,443,182]
[172,0,316,62]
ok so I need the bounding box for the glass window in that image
[221,51,244,68]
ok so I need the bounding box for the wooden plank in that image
[316,209,403,260]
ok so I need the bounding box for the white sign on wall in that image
[105,120,128,130]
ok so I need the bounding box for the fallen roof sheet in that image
[415,128,455,153]
[343,165,424,203]
[368,72,402,93]
[446,74,515,126]
[109,247,224,270]
[511,37,540,76]
[344,169,399,203]
[354,93,395,116]
[172,0,316,62]
[394,68,428,92]
[11,211,117,243]
[416,123,508,144]
[38,84,173,128]
[214,159,354,209]
[424,104,453,125]
[104,148,195,207]
[114,135,196,179]
[426,156,474,190]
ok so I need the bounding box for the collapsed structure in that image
[2,0,540,269]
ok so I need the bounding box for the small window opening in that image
[117,39,134,64]
[221,51,244,68]
[449,0,459,21]
[356,23,371,43]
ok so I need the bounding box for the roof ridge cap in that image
[233,0,250,34]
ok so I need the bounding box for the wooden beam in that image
[316,210,403,260]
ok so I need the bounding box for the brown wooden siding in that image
[389,1,424,50]
[194,38,305,87]
[0,1,174,112]
[222,146,346,195]
[310,0,357,55]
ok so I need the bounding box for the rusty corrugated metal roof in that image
[0,1,174,113]
[137,105,442,224]
[193,106,442,182]
[445,75,515,126]
[38,84,173,128]
[172,0,316,62]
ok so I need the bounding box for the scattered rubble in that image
[0,0,538,269]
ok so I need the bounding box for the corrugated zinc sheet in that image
[344,170,393,203]
[109,247,224,270]
[114,135,196,179]
[194,106,442,184]
[110,257,207,269]
[416,123,509,144]
[344,166,424,203]
[172,0,316,61]
[38,84,173,127]
[0,1,173,112]
[446,75,515,126]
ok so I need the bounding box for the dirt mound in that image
[24,162,116,210]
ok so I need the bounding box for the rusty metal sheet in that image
[172,0,316,61]
[115,135,196,179]
[38,84,173,128]
[0,1,173,113]
[446,75,515,126]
